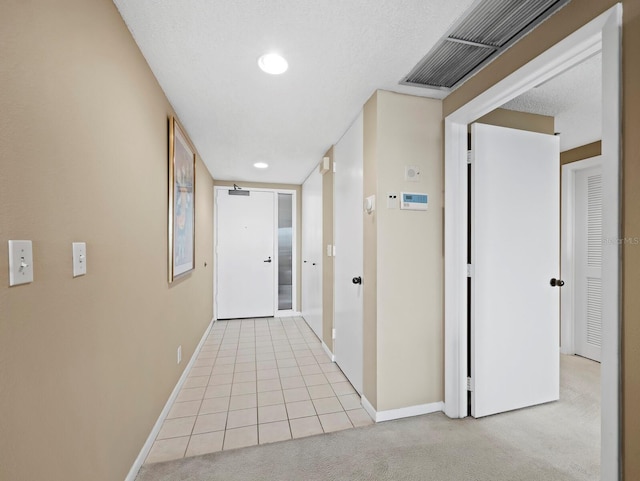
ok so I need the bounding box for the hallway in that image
[144,317,373,464]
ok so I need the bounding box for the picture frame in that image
[168,117,196,283]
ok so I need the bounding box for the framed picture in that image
[168,117,196,282]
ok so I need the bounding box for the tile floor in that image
[144,317,373,464]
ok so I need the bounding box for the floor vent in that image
[401,0,571,92]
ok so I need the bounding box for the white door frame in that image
[561,155,603,356]
[213,186,298,320]
[444,4,621,480]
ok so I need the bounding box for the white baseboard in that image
[361,395,377,421]
[361,396,444,423]
[125,318,215,481]
[322,341,335,362]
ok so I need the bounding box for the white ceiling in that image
[113,1,600,182]
[112,0,475,184]
[501,53,602,152]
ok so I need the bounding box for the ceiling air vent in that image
[402,0,571,91]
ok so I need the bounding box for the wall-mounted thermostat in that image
[400,192,428,211]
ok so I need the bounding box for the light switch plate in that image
[72,242,87,277]
[8,240,34,286]
[387,193,398,209]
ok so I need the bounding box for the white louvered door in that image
[575,166,603,362]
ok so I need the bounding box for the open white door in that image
[302,169,323,339]
[471,123,560,418]
[333,112,364,394]
[216,189,275,319]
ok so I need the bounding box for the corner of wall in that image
[362,91,379,408]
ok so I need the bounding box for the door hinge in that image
[332,245,336,256]
[332,328,336,340]
[467,376,473,391]
[327,244,333,257]
[467,264,473,277]
[467,151,472,164]
[332,161,337,173]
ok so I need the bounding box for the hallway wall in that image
[0,1,214,480]
[363,91,444,412]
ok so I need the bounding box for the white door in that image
[302,169,323,339]
[574,165,603,362]
[216,189,275,319]
[333,112,364,394]
[471,123,560,418]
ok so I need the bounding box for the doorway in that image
[444,5,621,480]
[214,186,298,320]
[562,156,604,363]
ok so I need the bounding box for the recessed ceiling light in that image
[254,162,269,169]
[258,53,288,75]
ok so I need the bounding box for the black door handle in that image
[550,278,564,287]
[352,276,362,285]
[264,257,272,263]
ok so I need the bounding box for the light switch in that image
[387,193,398,209]
[8,240,34,286]
[72,242,87,277]
[364,195,375,214]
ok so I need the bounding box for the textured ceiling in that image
[501,53,602,152]
[112,0,474,184]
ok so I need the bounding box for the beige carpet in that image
[136,355,600,481]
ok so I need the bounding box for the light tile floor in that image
[144,317,373,464]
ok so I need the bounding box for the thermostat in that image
[400,192,428,211]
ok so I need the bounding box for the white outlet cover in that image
[8,240,34,286]
[72,242,87,277]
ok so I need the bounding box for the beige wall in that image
[476,108,555,135]
[363,91,444,411]
[321,147,335,351]
[443,0,640,476]
[0,1,214,480]
[212,180,302,313]
[560,141,602,165]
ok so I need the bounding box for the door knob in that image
[264,257,272,263]
[550,278,564,287]
[352,276,362,285]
